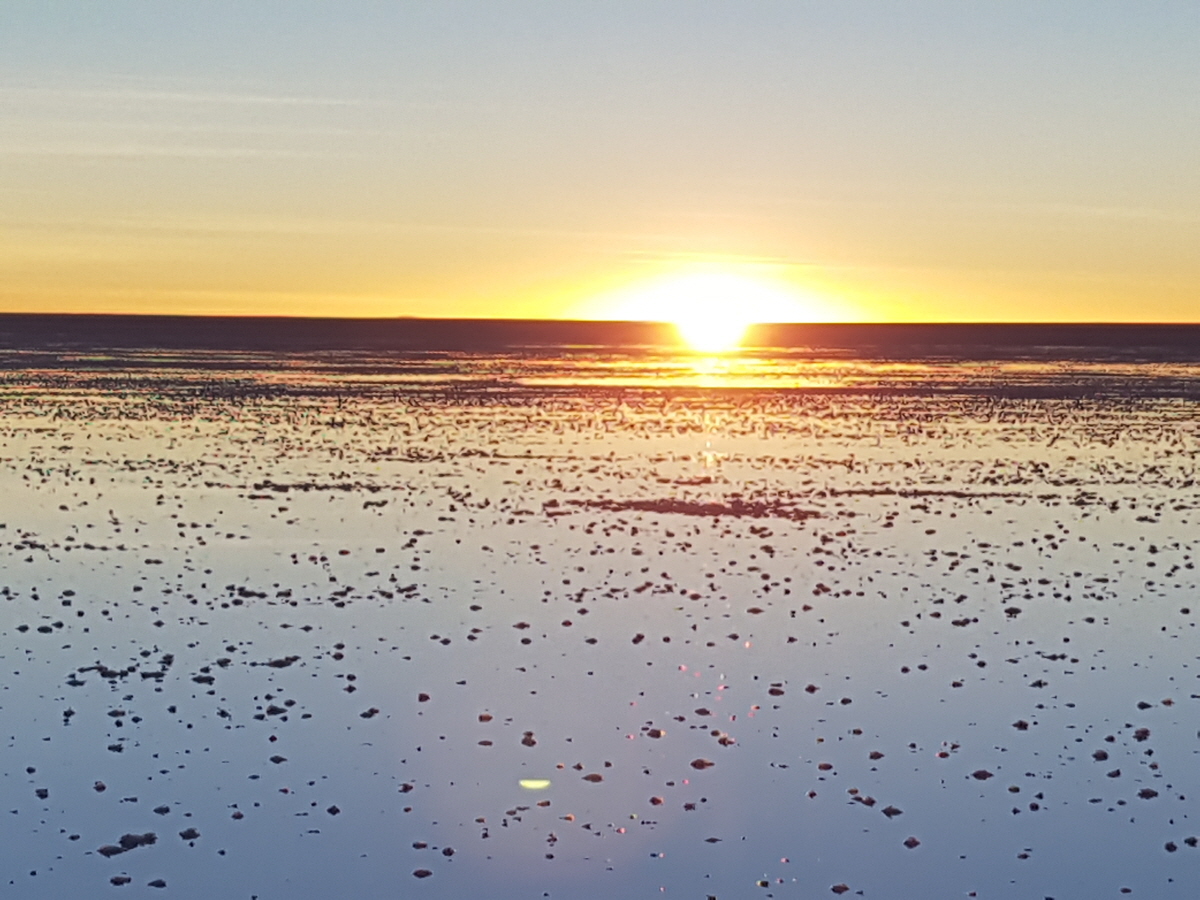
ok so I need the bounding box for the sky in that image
[1,1,1198,323]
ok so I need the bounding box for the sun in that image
[591,270,831,353]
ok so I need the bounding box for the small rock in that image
[118,832,156,850]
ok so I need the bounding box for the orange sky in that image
[2,4,1198,322]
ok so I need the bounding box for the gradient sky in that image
[2,2,1198,322]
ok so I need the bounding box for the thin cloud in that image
[0,84,367,108]
[0,214,645,240]
[876,195,1200,226]
[0,144,342,160]
[1002,201,1200,225]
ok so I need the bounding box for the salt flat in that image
[2,350,1198,898]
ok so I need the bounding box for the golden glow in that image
[580,268,843,353]
[518,779,552,790]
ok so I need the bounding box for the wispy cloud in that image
[0,213,667,243]
[996,200,1200,225]
[3,214,384,237]
[0,84,366,108]
[0,144,337,160]
[0,76,372,162]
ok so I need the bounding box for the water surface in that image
[2,332,1199,898]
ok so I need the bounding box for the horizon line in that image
[1,313,1198,327]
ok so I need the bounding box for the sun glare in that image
[593,270,833,353]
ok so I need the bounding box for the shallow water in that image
[2,348,1199,898]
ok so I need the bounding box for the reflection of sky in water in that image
[1,351,1199,897]
[11,347,1200,395]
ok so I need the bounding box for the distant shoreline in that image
[1,314,1199,360]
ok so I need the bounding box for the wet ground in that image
[2,349,1198,898]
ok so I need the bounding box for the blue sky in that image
[2,2,1198,320]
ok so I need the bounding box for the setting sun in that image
[584,269,843,353]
